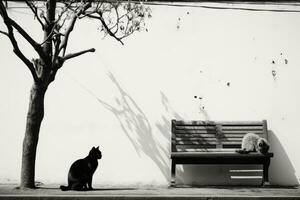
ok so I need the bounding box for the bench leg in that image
[170,160,176,187]
[262,158,271,186]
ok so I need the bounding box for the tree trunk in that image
[20,83,47,188]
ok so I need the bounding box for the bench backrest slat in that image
[172,120,268,152]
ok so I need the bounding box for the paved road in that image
[0,184,299,199]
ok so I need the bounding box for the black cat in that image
[60,146,102,191]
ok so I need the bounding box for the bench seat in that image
[171,152,274,158]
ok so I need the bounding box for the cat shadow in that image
[268,130,299,186]
[35,187,137,191]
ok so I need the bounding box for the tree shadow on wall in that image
[156,92,183,142]
[94,72,171,181]
[268,130,299,186]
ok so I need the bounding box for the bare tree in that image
[0,0,151,189]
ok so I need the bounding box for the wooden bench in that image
[171,120,274,186]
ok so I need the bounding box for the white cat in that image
[236,133,270,154]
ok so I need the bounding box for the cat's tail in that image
[236,149,250,154]
[60,185,70,191]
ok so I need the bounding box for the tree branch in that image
[40,1,70,49]
[58,12,76,56]
[87,13,124,45]
[41,0,56,63]
[59,2,91,56]
[0,1,39,82]
[40,24,58,46]
[24,0,45,30]
[62,48,95,61]
[0,3,47,61]
[52,32,62,64]
[9,19,39,48]
[0,29,8,36]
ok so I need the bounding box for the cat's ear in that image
[92,146,96,150]
[96,146,99,149]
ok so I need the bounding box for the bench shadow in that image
[268,130,299,186]
[171,184,299,189]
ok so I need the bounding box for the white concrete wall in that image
[0,2,299,186]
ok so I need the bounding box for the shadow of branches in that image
[94,72,171,181]
[72,71,213,184]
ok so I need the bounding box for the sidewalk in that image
[0,184,299,199]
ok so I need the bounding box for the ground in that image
[0,184,299,199]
